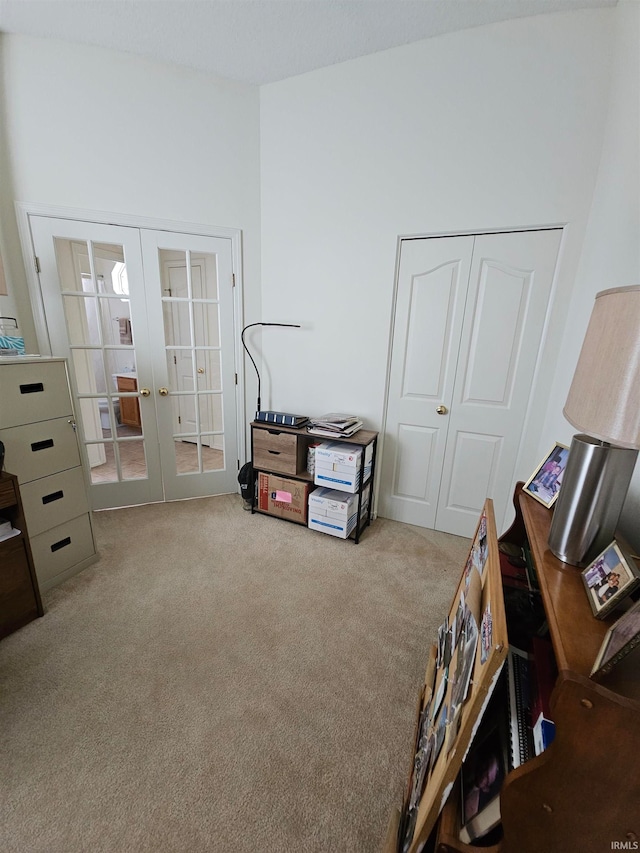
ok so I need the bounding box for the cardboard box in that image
[313,441,373,492]
[257,472,310,525]
[314,463,361,493]
[308,487,358,520]
[308,511,357,539]
[308,484,371,539]
[315,441,373,469]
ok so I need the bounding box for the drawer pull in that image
[268,450,281,455]
[19,382,44,394]
[31,438,54,452]
[51,536,71,552]
[267,429,282,435]
[42,490,64,505]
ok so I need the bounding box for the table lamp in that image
[548,285,640,566]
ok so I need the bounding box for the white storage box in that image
[308,510,358,539]
[313,441,373,492]
[308,487,358,520]
[315,441,373,470]
[314,462,361,493]
[308,484,370,539]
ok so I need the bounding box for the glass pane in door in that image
[53,238,149,485]
[159,249,224,475]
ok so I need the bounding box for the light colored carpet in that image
[0,495,470,853]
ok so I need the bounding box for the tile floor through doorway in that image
[90,427,224,483]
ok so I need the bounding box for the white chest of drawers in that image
[0,357,98,591]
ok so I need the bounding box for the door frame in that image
[15,202,248,480]
[380,223,567,535]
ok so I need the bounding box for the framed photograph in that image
[581,541,640,619]
[522,443,569,508]
[591,599,640,679]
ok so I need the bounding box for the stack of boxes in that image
[308,440,374,539]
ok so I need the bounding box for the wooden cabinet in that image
[250,421,378,543]
[0,472,43,639]
[0,357,98,591]
[390,483,640,853]
[115,374,141,428]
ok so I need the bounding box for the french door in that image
[29,215,240,509]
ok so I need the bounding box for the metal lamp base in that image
[548,434,638,567]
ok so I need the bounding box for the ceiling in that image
[0,0,616,86]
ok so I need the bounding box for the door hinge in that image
[173,355,177,364]
[232,273,236,287]
[235,373,238,385]
[34,256,41,274]
[237,459,240,470]
[178,415,181,424]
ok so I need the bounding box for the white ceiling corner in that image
[0,0,618,86]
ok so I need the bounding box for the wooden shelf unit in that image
[433,483,640,853]
[0,471,44,639]
[250,421,378,543]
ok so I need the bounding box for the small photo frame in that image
[522,443,569,508]
[581,541,640,619]
[591,599,640,679]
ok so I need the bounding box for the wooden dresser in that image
[388,483,640,853]
[0,471,43,639]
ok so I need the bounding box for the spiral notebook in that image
[506,645,534,768]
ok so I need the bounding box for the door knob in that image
[140,388,151,397]
[436,405,448,415]
[197,367,205,374]
[158,387,169,396]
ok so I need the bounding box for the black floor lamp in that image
[240,322,301,417]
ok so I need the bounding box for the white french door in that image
[379,228,562,537]
[29,215,240,509]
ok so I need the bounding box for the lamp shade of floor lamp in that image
[548,285,640,566]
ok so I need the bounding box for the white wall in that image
[260,9,619,527]
[0,34,262,419]
[542,0,640,549]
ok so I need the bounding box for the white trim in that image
[15,200,247,473]
[396,222,567,242]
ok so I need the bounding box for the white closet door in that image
[378,236,474,528]
[380,229,562,537]
[435,229,562,535]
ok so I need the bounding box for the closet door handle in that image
[158,388,169,396]
[436,405,448,415]
[140,388,151,397]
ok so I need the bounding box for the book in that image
[254,411,309,427]
[505,645,533,768]
[591,598,640,679]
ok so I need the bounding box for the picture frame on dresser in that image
[580,540,640,619]
[522,442,569,508]
[590,599,640,679]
